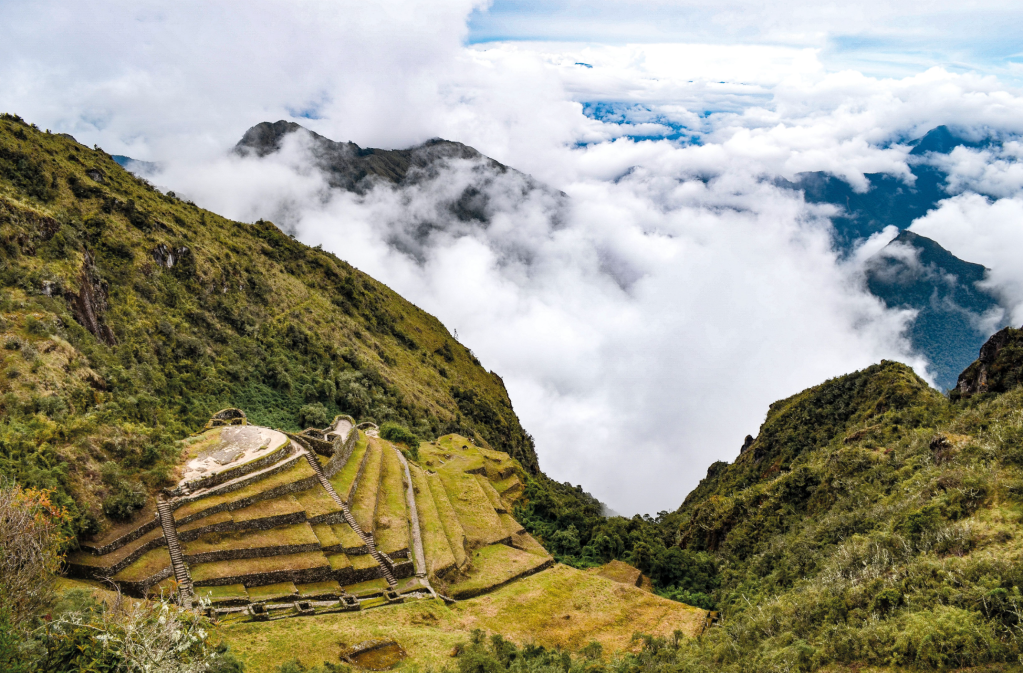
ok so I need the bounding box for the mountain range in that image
[231,121,1010,391]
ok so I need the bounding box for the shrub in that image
[298,402,329,428]
[102,481,147,521]
[380,421,419,449]
[891,606,1005,668]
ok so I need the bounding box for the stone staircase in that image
[156,497,193,609]
[300,447,397,587]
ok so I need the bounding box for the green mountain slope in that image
[663,354,1023,669]
[0,113,538,538]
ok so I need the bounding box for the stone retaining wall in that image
[344,437,372,506]
[177,511,307,542]
[174,473,320,526]
[324,427,359,478]
[296,431,334,457]
[174,453,308,510]
[306,511,347,526]
[80,516,160,555]
[318,541,370,556]
[67,535,168,580]
[392,559,415,580]
[184,542,322,565]
[193,564,335,588]
[335,563,383,586]
[118,566,175,598]
[329,415,357,433]
[183,440,293,492]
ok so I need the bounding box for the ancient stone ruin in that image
[69,410,551,621]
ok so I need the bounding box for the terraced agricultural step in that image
[425,472,469,569]
[349,439,384,533]
[409,464,457,579]
[393,448,429,580]
[299,443,397,587]
[374,444,410,558]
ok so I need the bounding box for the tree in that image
[0,478,70,669]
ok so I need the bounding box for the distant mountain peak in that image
[909,124,990,156]
[235,120,505,193]
[865,230,1005,390]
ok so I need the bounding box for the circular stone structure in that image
[179,425,288,486]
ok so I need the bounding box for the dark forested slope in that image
[0,113,537,538]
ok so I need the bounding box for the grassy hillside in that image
[659,358,1023,669]
[0,113,537,539]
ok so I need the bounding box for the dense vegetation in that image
[0,113,537,540]
[519,356,1023,669]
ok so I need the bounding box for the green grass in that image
[426,472,468,567]
[510,532,549,558]
[437,470,506,549]
[397,576,428,592]
[172,459,315,522]
[182,523,319,554]
[333,522,364,549]
[344,578,389,596]
[216,564,705,672]
[350,553,380,571]
[476,473,508,512]
[447,544,552,599]
[195,584,249,603]
[493,474,523,498]
[409,464,456,578]
[177,510,232,533]
[111,547,171,582]
[327,553,352,571]
[230,493,305,523]
[375,442,410,555]
[498,512,524,537]
[350,439,383,532]
[329,432,369,503]
[311,523,341,548]
[296,581,341,598]
[292,486,341,520]
[421,436,486,474]
[191,551,330,583]
[247,582,298,601]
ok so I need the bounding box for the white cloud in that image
[4,3,1023,513]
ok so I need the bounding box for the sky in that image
[2,0,1023,514]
